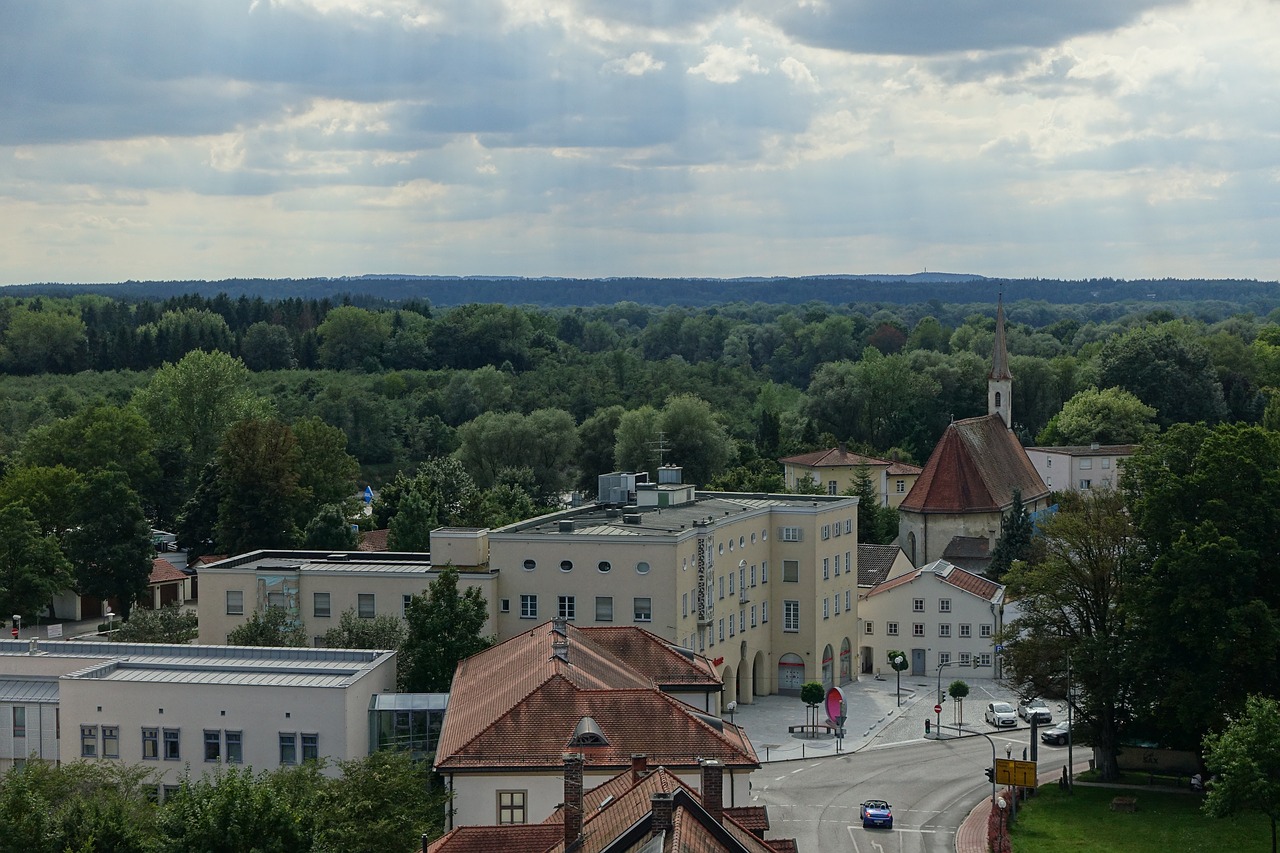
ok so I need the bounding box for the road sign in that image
[934,703,942,714]
[995,644,1004,653]
[995,758,1037,787]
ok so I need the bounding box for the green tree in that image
[1096,324,1227,428]
[658,394,734,487]
[313,751,445,853]
[1000,489,1137,780]
[301,504,359,551]
[805,351,941,454]
[0,503,73,622]
[849,463,896,544]
[158,765,318,853]
[1203,694,1280,853]
[292,416,360,517]
[613,405,662,475]
[0,463,83,537]
[112,603,199,644]
[215,418,304,554]
[456,408,579,500]
[317,305,391,371]
[800,681,825,737]
[175,461,223,560]
[987,488,1034,581]
[131,350,272,488]
[398,566,492,692]
[240,321,297,371]
[0,304,87,374]
[0,760,160,853]
[226,607,307,647]
[320,608,407,651]
[19,404,161,499]
[1036,386,1158,446]
[65,469,154,619]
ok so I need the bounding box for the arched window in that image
[994,391,1002,408]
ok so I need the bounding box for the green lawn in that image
[1010,784,1273,853]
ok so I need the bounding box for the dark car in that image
[1040,722,1072,746]
[1018,698,1053,724]
[860,799,893,829]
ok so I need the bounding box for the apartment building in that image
[1024,443,1135,494]
[780,447,922,507]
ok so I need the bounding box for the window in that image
[12,707,24,738]
[1080,458,1093,469]
[301,733,318,762]
[979,653,992,667]
[939,652,951,665]
[959,652,972,666]
[729,614,735,636]
[887,621,898,636]
[101,725,118,758]
[845,519,852,535]
[313,592,331,618]
[896,480,906,493]
[636,561,650,575]
[226,590,244,615]
[827,481,837,495]
[739,565,745,591]
[913,598,925,612]
[595,596,613,622]
[762,601,769,623]
[959,624,971,638]
[821,524,831,540]
[500,598,510,613]
[719,576,725,599]
[834,554,840,576]
[718,543,724,554]
[783,600,800,632]
[597,560,611,573]
[939,599,951,613]
[403,594,413,617]
[980,624,993,638]
[751,605,757,627]
[520,594,538,619]
[750,565,756,586]
[498,790,527,825]
[357,594,375,619]
[783,560,799,583]
[863,621,873,635]
[728,573,735,595]
[560,560,573,572]
[780,526,801,542]
[718,618,724,641]
[1079,479,1091,490]
[142,727,159,760]
[558,595,576,620]
[822,599,829,620]
[834,595,840,615]
[939,624,951,637]
[822,558,829,580]
[280,733,297,765]
[267,591,287,610]
[994,391,1002,408]
[226,731,243,764]
[912,623,924,637]
[523,559,536,571]
[845,590,851,611]
[1102,458,1111,469]
[81,725,97,758]
[762,561,768,583]
[833,520,841,537]
[633,597,652,622]
[163,729,180,761]
[1046,457,1052,468]
[682,592,688,618]
[204,730,221,762]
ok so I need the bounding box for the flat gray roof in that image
[0,677,59,703]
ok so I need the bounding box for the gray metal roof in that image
[0,678,59,703]
[370,693,449,711]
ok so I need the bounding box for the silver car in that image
[985,701,1017,727]
[1018,698,1053,724]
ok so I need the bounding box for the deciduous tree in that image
[112,603,199,644]
[0,503,73,622]
[320,608,406,651]
[226,607,307,647]
[65,469,154,619]
[399,566,492,692]
[1203,694,1280,853]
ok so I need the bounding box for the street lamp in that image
[935,660,953,735]
[893,654,905,707]
[996,795,1008,848]
[726,700,736,726]
[104,609,114,635]
[11,614,20,640]
[1066,653,1074,794]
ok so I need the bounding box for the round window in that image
[762,529,768,540]
[598,561,612,573]
[523,559,536,571]
[560,560,573,572]
[739,536,745,547]
[718,543,724,555]
[751,533,757,544]
[637,561,650,575]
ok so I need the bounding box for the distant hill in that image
[4,274,1277,310]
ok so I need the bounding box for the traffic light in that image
[984,766,994,782]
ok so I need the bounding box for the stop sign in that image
[934,704,942,714]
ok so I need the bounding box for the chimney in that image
[563,752,585,849]
[631,753,648,782]
[700,759,724,823]
[650,791,674,836]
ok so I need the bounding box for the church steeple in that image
[988,293,1012,428]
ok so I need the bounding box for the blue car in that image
[860,799,893,829]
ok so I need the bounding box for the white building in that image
[0,638,396,788]
[1024,443,1136,494]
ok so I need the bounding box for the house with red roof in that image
[896,296,1051,571]
[434,619,759,831]
[779,447,922,507]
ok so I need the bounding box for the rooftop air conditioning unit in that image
[622,514,642,525]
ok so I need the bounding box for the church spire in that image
[988,292,1013,427]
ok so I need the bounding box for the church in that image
[897,296,1052,572]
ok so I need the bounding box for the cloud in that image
[603,51,666,76]
[688,42,767,83]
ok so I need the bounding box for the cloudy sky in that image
[2,0,1277,283]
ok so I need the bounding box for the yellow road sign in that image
[995,758,1038,787]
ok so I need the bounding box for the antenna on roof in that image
[646,431,670,469]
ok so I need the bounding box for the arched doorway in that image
[821,644,834,689]
[737,641,751,704]
[839,638,852,684]
[752,650,768,696]
[722,663,737,710]
[778,653,805,695]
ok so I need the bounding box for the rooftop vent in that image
[623,514,642,525]
[569,716,609,746]
[559,520,576,533]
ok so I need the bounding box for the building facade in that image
[779,448,922,508]
[1024,443,1135,494]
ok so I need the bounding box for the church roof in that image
[899,415,1049,514]
[989,294,1012,381]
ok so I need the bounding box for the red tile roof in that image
[148,559,187,585]
[856,544,902,587]
[427,825,562,853]
[576,626,721,687]
[359,528,390,552]
[899,415,1048,513]
[436,622,756,773]
[780,448,918,473]
[863,559,1002,604]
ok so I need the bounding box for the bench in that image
[1110,796,1138,813]
[1146,772,1187,788]
[788,723,839,736]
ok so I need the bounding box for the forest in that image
[2,283,1280,619]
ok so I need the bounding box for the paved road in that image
[751,728,1075,851]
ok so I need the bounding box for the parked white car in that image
[985,701,1018,728]
[1017,698,1053,724]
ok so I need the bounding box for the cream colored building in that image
[0,638,396,786]
[196,547,499,646]
[779,448,922,508]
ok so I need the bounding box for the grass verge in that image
[1010,784,1271,853]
